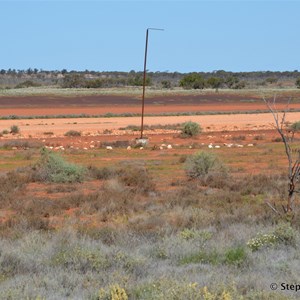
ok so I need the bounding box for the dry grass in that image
[0,142,299,298]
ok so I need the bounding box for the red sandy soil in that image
[0,94,300,116]
[0,112,300,139]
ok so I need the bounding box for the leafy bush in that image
[185,151,226,179]
[290,121,300,133]
[10,125,20,134]
[64,130,81,137]
[224,246,246,266]
[181,121,202,137]
[32,149,85,183]
[179,73,206,89]
[273,222,297,246]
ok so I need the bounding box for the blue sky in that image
[1,1,299,72]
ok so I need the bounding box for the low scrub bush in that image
[0,171,29,207]
[185,151,227,180]
[87,165,116,180]
[181,121,202,137]
[98,285,128,300]
[224,246,247,266]
[15,80,41,88]
[32,149,85,183]
[64,130,81,137]
[247,222,297,251]
[10,125,20,134]
[117,165,155,194]
[0,139,43,149]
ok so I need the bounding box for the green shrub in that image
[290,121,300,133]
[33,149,85,183]
[185,151,226,179]
[273,222,297,246]
[179,73,206,89]
[181,121,202,137]
[64,130,81,137]
[2,129,9,135]
[247,233,278,251]
[10,125,20,134]
[247,222,296,252]
[224,246,246,266]
[179,250,220,265]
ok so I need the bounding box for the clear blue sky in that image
[1,1,299,73]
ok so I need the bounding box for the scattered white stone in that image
[215,145,221,149]
[189,145,192,149]
[42,139,45,142]
[167,144,172,149]
[106,146,113,150]
[237,144,244,148]
[127,146,131,150]
[61,147,65,151]
[159,146,164,150]
[83,147,88,150]
[12,147,17,150]
[247,144,254,147]
[161,144,166,147]
[208,144,213,149]
[90,145,95,148]
[140,147,144,150]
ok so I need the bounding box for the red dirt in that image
[1,94,300,116]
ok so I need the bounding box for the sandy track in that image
[1,103,300,117]
[1,112,300,138]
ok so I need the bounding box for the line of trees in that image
[0,69,300,89]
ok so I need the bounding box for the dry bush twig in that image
[263,95,300,215]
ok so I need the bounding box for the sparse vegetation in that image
[1,97,300,298]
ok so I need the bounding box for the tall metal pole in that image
[140,28,164,139]
[140,29,149,139]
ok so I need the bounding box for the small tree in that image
[207,77,224,91]
[263,96,300,215]
[179,73,206,89]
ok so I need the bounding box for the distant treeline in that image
[0,68,300,89]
